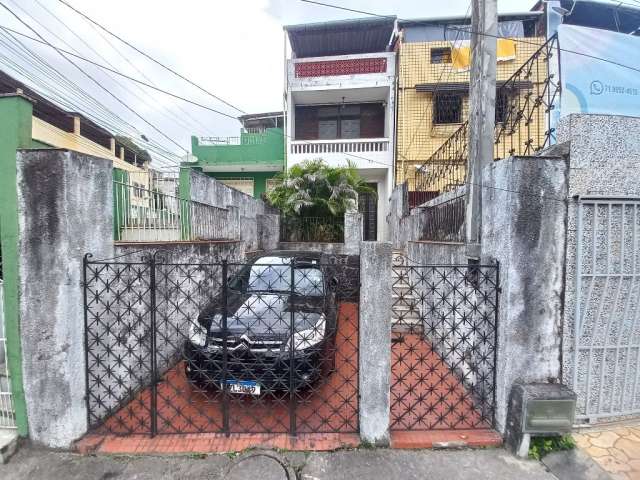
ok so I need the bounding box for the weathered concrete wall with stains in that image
[481,154,569,432]
[17,149,114,448]
[188,170,278,251]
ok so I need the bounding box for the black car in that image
[184,251,337,395]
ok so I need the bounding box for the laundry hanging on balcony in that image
[450,38,517,73]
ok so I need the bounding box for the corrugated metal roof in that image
[398,11,542,28]
[284,16,396,58]
[561,0,640,32]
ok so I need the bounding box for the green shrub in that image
[528,435,576,460]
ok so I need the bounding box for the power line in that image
[7,0,202,137]
[397,1,472,174]
[0,1,190,155]
[0,29,184,166]
[35,0,216,135]
[300,0,394,18]
[55,0,246,115]
[0,25,244,121]
[297,0,640,72]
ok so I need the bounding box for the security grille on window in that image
[495,90,510,123]
[433,94,462,125]
[430,47,452,64]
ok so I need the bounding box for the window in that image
[220,178,255,196]
[495,90,511,123]
[295,103,383,140]
[431,47,452,64]
[433,94,462,125]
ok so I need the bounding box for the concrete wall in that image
[557,114,640,420]
[387,183,430,250]
[406,241,466,265]
[359,242,392,444]
[278,242,346,255]
[481,155,569,432]
[184,169,278,251]
[16,149,114,448]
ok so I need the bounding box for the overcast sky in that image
[0,0,540,168]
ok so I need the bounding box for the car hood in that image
[208,294,323,339]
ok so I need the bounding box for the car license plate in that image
[223,380,260,395]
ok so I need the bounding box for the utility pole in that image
[465,0,497,259]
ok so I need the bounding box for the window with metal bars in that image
[430,47,452,64]
[495,90,510,123]
[433,93,463,125]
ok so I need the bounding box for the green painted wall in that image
[188,127,284,198]
[0,95,34,436]
[178,167,191,239]
[112,168,129,241]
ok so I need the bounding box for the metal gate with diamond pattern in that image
[390,253,499,431]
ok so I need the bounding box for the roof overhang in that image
[284,16,396,58]
[414,80,534,93]
[398,11,543,28]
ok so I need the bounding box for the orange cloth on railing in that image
[451,38,517,73]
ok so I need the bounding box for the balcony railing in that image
[290,138,389,155]
[113,179,230,242]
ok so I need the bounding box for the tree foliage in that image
[266,159,375,217]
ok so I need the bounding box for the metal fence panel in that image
[574,198,640,421]
[84,253,359,436]
[390,254,499,431]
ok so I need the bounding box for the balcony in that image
[288,138,391,170]
[290,138,389,155]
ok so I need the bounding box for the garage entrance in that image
[83,252,359,436]
[390,254,499,431]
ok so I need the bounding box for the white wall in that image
[285,51,396,241]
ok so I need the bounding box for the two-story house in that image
[186,112,285,198]
[284,17,397,241]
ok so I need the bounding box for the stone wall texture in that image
[17,150,114,447]
[558,114,640,422]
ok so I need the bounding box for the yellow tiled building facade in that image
[395,14,549,190]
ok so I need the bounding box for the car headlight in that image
[188,322,207,347]
[286,314,326,351]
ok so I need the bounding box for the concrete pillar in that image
[257,213,279,251]
[344,211,362,255]
[359,241,392,445]
[16,150,113,447]
[109,137,116,155]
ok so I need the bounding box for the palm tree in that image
[267,159,374,217]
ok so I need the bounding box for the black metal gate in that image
[83,252,359,436]
[390,254,499,430]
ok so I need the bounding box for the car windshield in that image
[246,256,324,297]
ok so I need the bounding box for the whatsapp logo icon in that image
[590,80,604,95]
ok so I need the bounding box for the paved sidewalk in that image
[0,445,563,480]
[574,421,640,480]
